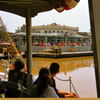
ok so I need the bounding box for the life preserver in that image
[52,0,80,13]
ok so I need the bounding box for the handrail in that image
[55,76,69,81]
[55,76,80,98]
[71,80,80,98]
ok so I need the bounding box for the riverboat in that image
[10,32,92,56]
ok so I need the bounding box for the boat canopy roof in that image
[0,0,80,17]
[0,0,52,17]
[68,34,89,38]
[10,32,89,38]
[10,32,64,37]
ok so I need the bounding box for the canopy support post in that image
[88,0,100,97]
[26,7,33,91]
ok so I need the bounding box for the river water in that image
[0,56,97,98]
[30,56,97,98]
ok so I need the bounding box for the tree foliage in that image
[0,26,7,40]
[15,24,26,33]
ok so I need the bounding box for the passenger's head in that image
[14,57,25,71]
[38,67,50,79]
[49,63,60,76]
[37,74,52,94]
[39,74,52,86]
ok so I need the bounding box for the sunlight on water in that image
[31,56,93,74]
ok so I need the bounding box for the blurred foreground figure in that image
[8,57,27,88]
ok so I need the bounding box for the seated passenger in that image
[30,74,59,98]
[32,67,50,85]
[49,62,77,98]
[8,57,27,88]
[9,54,27,73]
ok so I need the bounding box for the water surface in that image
[31,56,97,98]
[0,56,97,98]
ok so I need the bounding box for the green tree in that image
[0,26,7,40]
[15,24,26,33]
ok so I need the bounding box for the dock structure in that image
[22,51,93,58]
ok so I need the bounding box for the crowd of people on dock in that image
[32,40,90,47]
[0,56,77,98]
[16,39,90,47]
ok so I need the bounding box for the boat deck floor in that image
[23,51,93,58]
[0,51,93,59]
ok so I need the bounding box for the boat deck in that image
[23,51,93,58]
[0,51,93,59]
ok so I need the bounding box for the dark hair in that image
[37,74,52,95]
[49,63,60,74]
[13,57,25,71]
[38,67,50,79]
[32,67,50,86]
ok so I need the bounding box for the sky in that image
[0,0,90,33]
